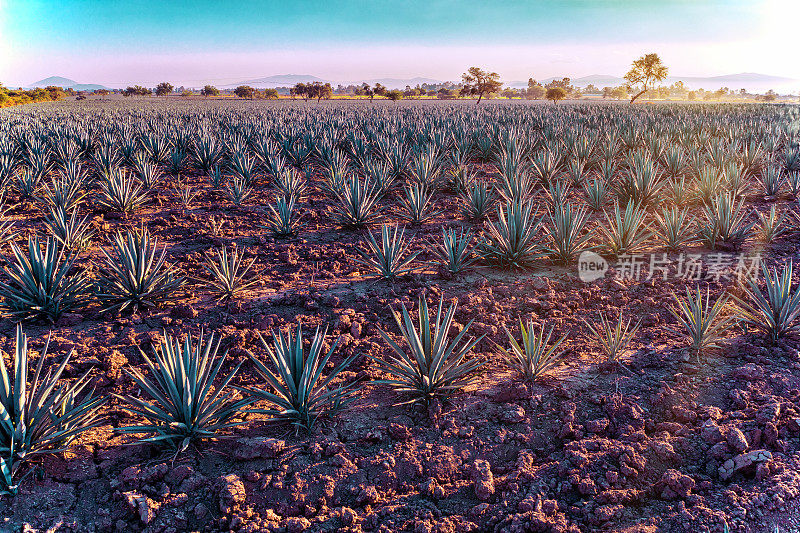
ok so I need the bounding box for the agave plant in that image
[544,203,591,264]
[584,312,640,363]
[244,325,358,431]
[98,169,149,215]
[583,177,607,211]
[225,174,253,206]
[262,195,303,238]
[371,296,483,406]
[458,180,494,220]
[399,181,438,225]
[432,227,475,274]
[43,205,94,252]
[757,205,786,243]
[735,262,800,341]
[355,224,418,279]
[757,166,786,198]
[273,167,307,202]
[96,228,185,313]
[498,320,566,382]
[329,174,381,228]
[198,244,257,300]
[669,286,733,355]
[600,201,652,256]
[481,199,545,269]
[15,168,40,199]
[697,193,754,249]
[133,155,163,190]
[654,206,694,251]
[0,325,104,492]
[0,236,91,322]
[115,330,251,452]
[42,166,88,211]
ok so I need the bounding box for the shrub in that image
[97,228,185,313]
[245,325,358,432]
[0,325,104,494]
[355,224,418,279]
[371,296,483,406]
[0,236,91,322]
[432,227,475,274]
[115,330,251,452]
[481,199,544,269]
[735,262,800,340]
[499,320,566,382]
[669,286,733,355]
[198,244,257,300]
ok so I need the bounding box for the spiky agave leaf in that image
[481,199,545,269]
[600,201,652,256]
[328,174,381,228]
[371,296,483,406]
[432,227,475,274]
[0,325,105,466]
[583,177,607,211]
[757,205,786,243]
[224,174,253,206]
[654,206,695,251]
[498,320,566,382]
[98,169,149,215]
[355,224,418,279]
[398,181,438,225]
[583,312,641,363]
[458,180,494,220]
[43,205,94,252]
[96,228,185,313]
[262,195,303,238]
[197,244,257,300]
[0,236,91,322]
[115,330,252,452]
[697,192,754,249]
[669,286,734,354]
[243,325,359,431]
[734,262,800,341]
[544,202,591,264]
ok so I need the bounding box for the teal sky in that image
[1,0,796,87]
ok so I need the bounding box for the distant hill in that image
[223,75,327,88]
[28,76,110,91]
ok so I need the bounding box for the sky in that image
[1,0,798,89]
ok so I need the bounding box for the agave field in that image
[1,98,800,532]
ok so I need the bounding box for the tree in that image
[374,83,388,97]
[624,53,668,103]
[155,82,174,96]
[387,90,403,101]
[361,84,375,100]
[461,66,502,104]
[307,82,332,102]
[122,85,152,97]
[263,88,279,100]
[292,82,308,101]
[546,87,567,104]
[526,78,546,100]
[234,85,255,99]
[545,78,575,93]
[201,85,219,97]
[181,90,192,97]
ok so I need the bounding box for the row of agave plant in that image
[2,256,800,495]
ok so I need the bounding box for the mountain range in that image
[26,72,798,94]
[27,76,110,91]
